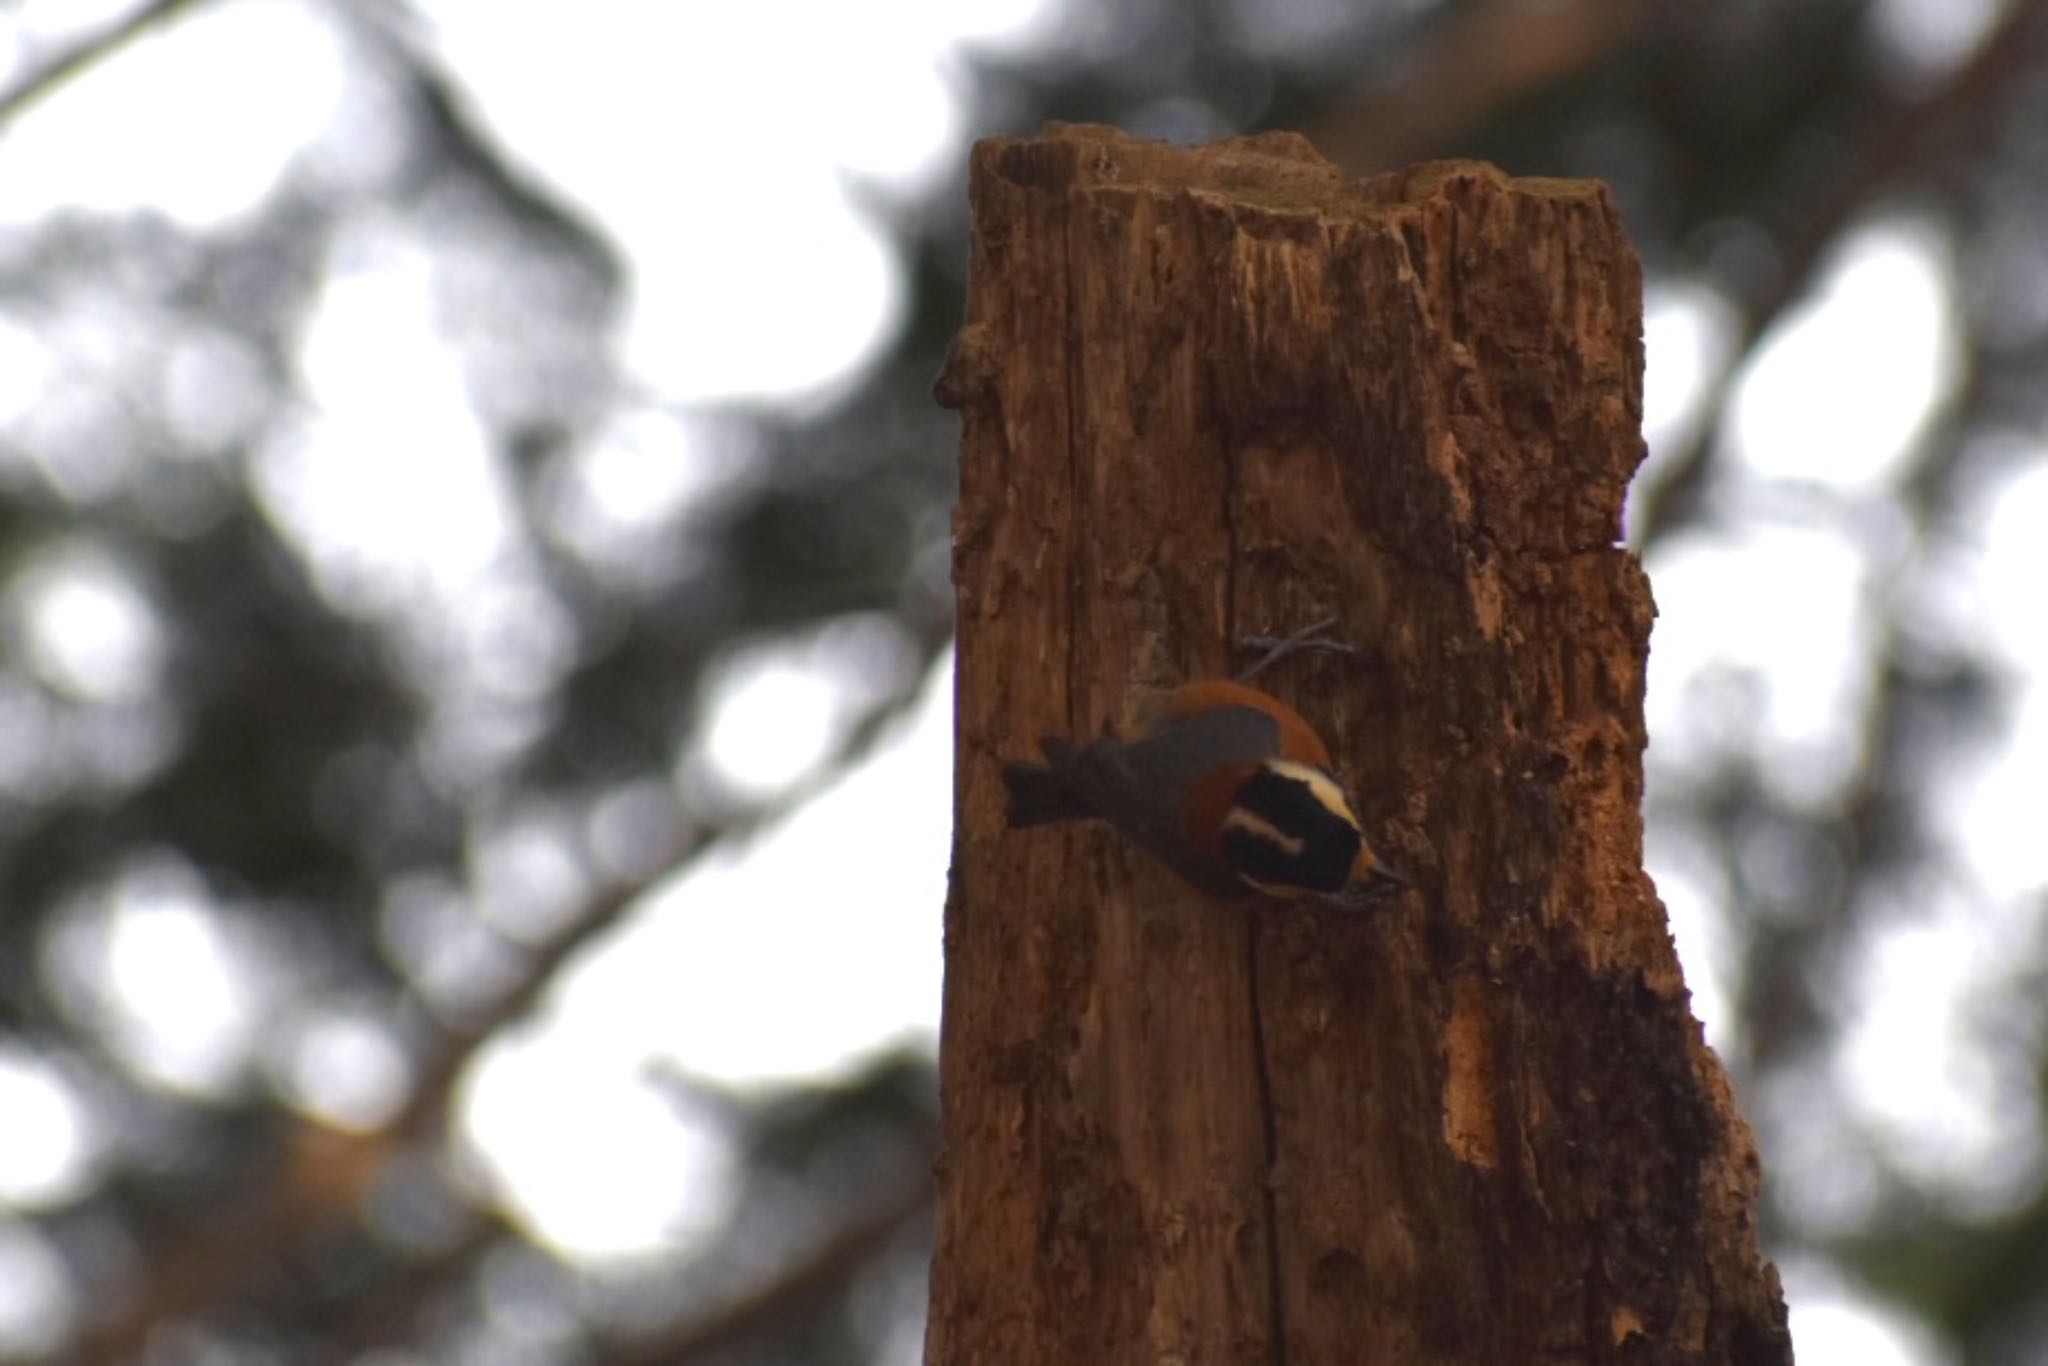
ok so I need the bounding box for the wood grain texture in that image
[930,124,1790,1366]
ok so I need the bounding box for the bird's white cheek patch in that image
[1264,759,1361,827]
[1221,808,1306,856]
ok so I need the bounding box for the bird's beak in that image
[1359,862,1410,899]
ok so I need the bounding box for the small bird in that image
[1001,636,1406,905]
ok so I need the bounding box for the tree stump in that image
[930,124,1790,1366]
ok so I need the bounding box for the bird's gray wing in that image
[1041,705,1282,899]
[1117,704,1284,792]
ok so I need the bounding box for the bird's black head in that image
[1218,759,1366,897]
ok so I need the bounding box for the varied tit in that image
[1002,677,1408,904]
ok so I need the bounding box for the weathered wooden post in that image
[930,125,1790,1365]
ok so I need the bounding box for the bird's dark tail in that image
[1002,749,1090,828]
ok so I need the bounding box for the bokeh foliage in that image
[0,0,2044,1362]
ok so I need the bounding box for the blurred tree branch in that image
[1734,351,1992,1079]
[610,1180,932,1366]
[1309,0,1649,173]
[0,0,208,129]
[385,607,952,1149]
[330,1216,514,1359]
[73,628,948,1366]
[1631,0,2048,547]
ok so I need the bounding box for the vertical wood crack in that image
[1248,920,1290,1366]
[1061,206,1086,732]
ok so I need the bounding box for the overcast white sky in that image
[0,1,2040,1362]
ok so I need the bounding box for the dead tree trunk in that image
[929,125,1791,1366]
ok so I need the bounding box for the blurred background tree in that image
[0,1,2042,1363]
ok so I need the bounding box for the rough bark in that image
[930,125,1790,1366]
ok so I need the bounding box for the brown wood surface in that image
[930,124,1790,1366]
